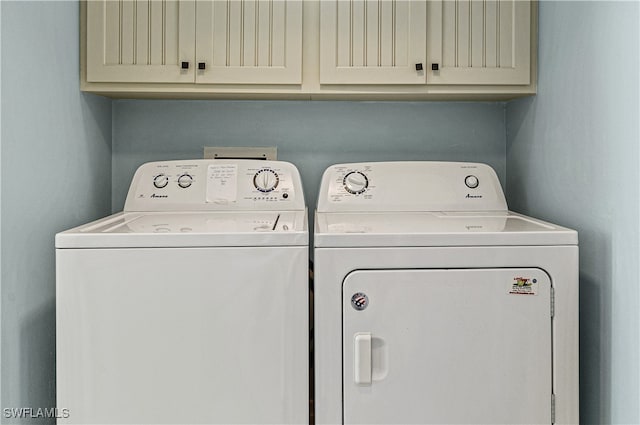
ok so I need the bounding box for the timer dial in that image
[254,169,279,192]
[177,173,193,188]
[343,171,369,194]
[153,174,169,189]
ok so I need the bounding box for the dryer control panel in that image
[124,160,305,212]
[317,162,507,212]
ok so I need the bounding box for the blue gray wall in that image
[506,1,640,423]
[112,100,506,213]
[0,1,112,422]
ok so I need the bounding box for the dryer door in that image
[342,268,552,424]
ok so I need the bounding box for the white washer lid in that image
[56,210,308,248]
[314,211,577,247]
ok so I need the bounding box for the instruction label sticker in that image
[508,277,539,295]
[206,164,237,203]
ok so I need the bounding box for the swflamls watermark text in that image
[3,408,70,419]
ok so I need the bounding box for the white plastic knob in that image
[254,169,279,192]
[344,172,368,194]
[153,174,169,189]
[177,174,193,188]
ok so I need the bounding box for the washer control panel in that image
[317,162,507,212]
[124,160,304,212]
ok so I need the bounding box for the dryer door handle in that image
[354,332,372,385]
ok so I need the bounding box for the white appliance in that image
[56,159,308,424]
[314,161,578,424]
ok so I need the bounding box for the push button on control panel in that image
[464,175,479,189]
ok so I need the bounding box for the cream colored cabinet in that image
[319,0,427,84]
[86,0,302,85]
[195,1,302,84]
[426,0,530,85]
[82,0,536,98]
[320,0,531,86]
[86,0,195,83]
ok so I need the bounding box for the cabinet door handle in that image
[181,61,189,70]
[415,63,423,71]
[198,62,206,70]
[431,63,439,71]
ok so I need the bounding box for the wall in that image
[0,2,112,422]
[506,1,640,423]
[113,100,506,213]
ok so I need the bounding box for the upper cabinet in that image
[194,0,302,84]
[86,0,195,83]
[426,0,530,85]
[82,0,537,99]
[319,0,427,84]
[86,0,302,85]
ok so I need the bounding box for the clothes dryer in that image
[56,159,308,424]
[314,161,578,424]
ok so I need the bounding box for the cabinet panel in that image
[320,0,427,84]
[87,0,195,83]
[427,0,531,85]
[195,0,303,84]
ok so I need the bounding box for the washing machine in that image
[314,161,578,425]
[56,159,308,424]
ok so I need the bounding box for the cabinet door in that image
[320,0,427,84]
[427,0,531,85]
[195,0,302,84]
[86,0,195,83]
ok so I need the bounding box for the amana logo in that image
[151,194,168,199]
[466,194,483,199]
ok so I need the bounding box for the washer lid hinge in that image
[551,393,556,423]
[550,287,555,318]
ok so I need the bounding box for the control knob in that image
[153,174,169,189]
[465,175,479,189]
[254,169,279,192]
[343,171,368,194]
[177,173,193,188]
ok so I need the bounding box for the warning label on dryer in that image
[508,277,539,295]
